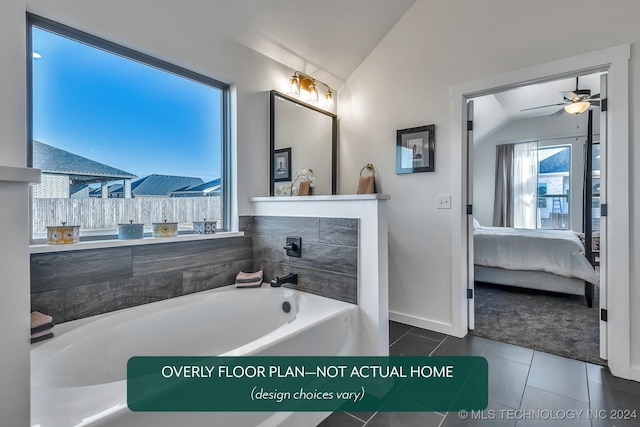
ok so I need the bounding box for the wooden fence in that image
[32,197,221,234]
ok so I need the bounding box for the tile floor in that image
[318,321,640,426]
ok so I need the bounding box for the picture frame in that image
[273,147,292,182]
[396,124,435,174]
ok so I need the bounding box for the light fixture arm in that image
[293,71,332,94]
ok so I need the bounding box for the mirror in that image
[270,90,337,196]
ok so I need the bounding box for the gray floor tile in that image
[431,335,491,357]
[440,401,517,426]
[344,411,376,423]
[365,410,445,427]
[526,351,589,403]
[484,354,530,409]
[587,363,640,396]
[588,380,640,427]
[484,340,534,366]
[409,327,448,342]
[390,332,441,356]
[517,386,590,426]
[389,321,412,345]
[317,411,365,427]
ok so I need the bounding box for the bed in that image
[473,225,599,307]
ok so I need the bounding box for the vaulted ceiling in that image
[175,0,418,88]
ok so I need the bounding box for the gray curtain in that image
[493,144,514,227]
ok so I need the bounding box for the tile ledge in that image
[250,194,390,202]
[0,165,41,184]
[29,231,244,254]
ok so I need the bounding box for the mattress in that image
[474,226,599,285]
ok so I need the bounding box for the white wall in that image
[0,1,316,423]
[338,0,640,375]
[473,112,600,230]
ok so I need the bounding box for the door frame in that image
[450,44,632,380]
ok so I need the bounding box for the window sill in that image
[29,231,244,254]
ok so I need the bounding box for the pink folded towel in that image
[235,278,263,288]
[236,270,263,282]
[31,311,53,329]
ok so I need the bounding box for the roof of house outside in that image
[33,141,137,181]
[170,178,221,197]
[131,174,204,197]
[539,148,570,174]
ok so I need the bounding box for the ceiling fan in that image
[521,76,600,117]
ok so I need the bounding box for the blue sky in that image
[32,27,223,183]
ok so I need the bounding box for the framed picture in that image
[273,147,292,182]
[396,125,435,174]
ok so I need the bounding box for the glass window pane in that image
[537,145,570,230]
[30,22,228,241]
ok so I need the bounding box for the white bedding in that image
[474,226,599,285]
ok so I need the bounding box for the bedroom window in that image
[537,145,571,230]
[27,14,230,242]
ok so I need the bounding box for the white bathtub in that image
[31,285,360,427]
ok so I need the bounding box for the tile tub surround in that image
[30,215,358,322]
[31,235,253,323]
[247,216,358,304]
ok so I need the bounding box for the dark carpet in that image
[470,283,605,366]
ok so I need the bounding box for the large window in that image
[28,14,229,242]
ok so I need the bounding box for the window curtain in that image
[492,144,514,227]
[512,141,538,229]
[493,142,538,228]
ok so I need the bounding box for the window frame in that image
[26,13,231,242]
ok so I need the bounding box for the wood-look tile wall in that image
[249,216,358,304]
[30,215,358,323]
[30,234,253,323]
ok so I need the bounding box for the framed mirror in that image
[270,90,337,196]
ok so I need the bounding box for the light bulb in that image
[308,81,318,103]
[324,89,334,110]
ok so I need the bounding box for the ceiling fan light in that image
[564,101,590,115]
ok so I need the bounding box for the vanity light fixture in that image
[324,88,334,110]
[287,71,334,110]
[289,73,301,97]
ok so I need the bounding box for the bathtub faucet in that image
[270,273,298,287]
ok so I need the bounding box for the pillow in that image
[473,217,481,230]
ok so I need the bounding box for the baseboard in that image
[389,311,460,337]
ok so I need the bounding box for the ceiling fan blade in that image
[589,100,600,107]
[561,91,579,99]
[550,107,565,118]
[520,103,565,112]
[587,93,600,100]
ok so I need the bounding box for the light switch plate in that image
[437,194,451,209]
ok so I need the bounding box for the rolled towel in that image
[31,311,53,329]
[236,270,263,282]
[235,278,263,288]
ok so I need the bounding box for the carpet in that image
[470,283,605,366]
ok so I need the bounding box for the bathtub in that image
[31,285,360,427]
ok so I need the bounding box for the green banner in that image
[127,356,488,412]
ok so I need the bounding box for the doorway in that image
[449,44,632,380]
[466,74,604,364]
